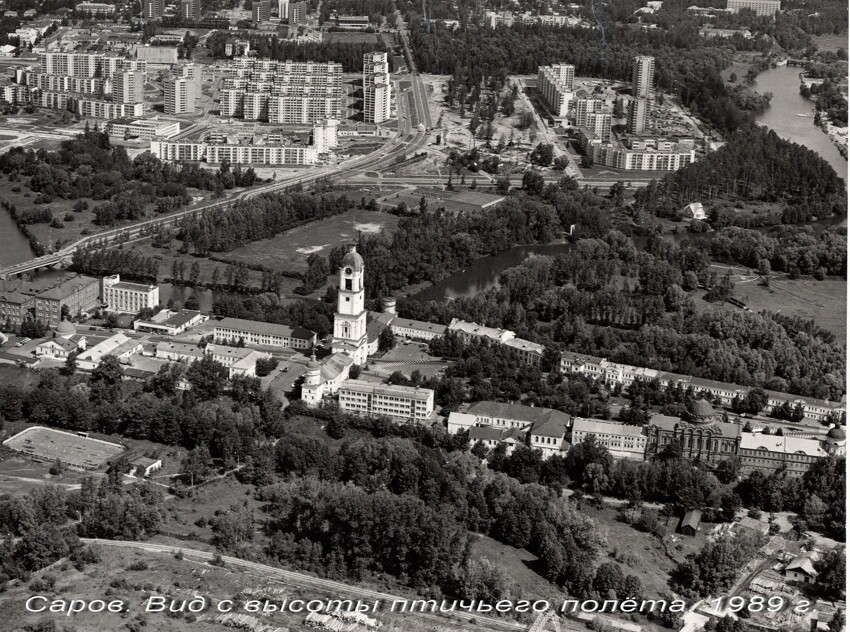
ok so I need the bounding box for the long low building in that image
[214,317,315,350]
[571,417,646,460]
[560,351,845,423]
[133,309,206,336]
[390,317,447,341]
[338,379,434,422]
[106,118,181,140]
[448,318,544,367]
[452,397,845,474]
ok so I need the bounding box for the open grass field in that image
[217,210,399,273]
[3,426,125,470]
[813,32,848,53]
[733,276,847,342]
[0,451,99,495]
[0,540,518,632]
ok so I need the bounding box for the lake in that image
[753,65,848,178]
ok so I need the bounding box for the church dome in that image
[341,246,364,273]
[55,319,76,337]
[688,398,716,422]
[826,426,846,441]
[306,358,321,371]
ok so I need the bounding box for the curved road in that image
[82,538,533,632]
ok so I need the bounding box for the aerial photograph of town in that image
[0,0,845,628]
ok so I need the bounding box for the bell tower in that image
[331,245,368,365]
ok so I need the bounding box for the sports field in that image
[4,426,125,470]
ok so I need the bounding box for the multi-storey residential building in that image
[164,76,195,114]
[76,2,116,15]
[37,52,146,78]
[112,70,144,104]
[31,275,100,327]
[363,52,391,123]
[214,317,315,349]
[219,58,343,124]
[252,0,271,22]
[575,96,603,127]
[338,379,435,421]
[587,112,612,142]
[22,72,104,95]
[571,418,646,460]
[726,0,780,14]
[628,97,648,134]
[102,275,159,313]
[144,0,165,19]
[289,1,307,23]
[591,141,695,171]
[152,118,336,164]
[180,0,202,20]
[0,85,31,105]
[632,55,655,99]
[537,63,575,118]
[77,100,145,119]
[278,0,289,18]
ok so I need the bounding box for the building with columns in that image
[331,246,369,366]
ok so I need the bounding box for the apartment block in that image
[726,0,780,14]
[363,52,391,123]
[575,96,603,127]
[587,111,612,142]
[164,76,195,114]
[632,55,655,99]
[289,0,307,23]
[37,52,146,78]
[628,97,648,134]
[144,0,164,19]
[106,118,181,140]
[112,70,145,104]
[180,0,202,20]
[219,58,343,124]
[252,0,271,22]
[338,379,435,422]
[537,63,575,118]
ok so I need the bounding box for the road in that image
[82,538,534,632]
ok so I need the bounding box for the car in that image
[282,366,289,372]
[21,338,30,343]
[14,342,22,347]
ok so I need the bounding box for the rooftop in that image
[216,317,314,340]
[468,401,571,429]
[340,378,433,401]
[573,417,645,437]
[392,317,447,334]
[740,433,827,458]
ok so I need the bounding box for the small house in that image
[681,202,706,221]
[678,509,702,536]
[785,555,817,584]
[130,456,162,478]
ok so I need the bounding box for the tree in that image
[182,445,213,486]
[522,171,544,196]
[529,143,554,166]
[185,355,228,400]
[378,327,396,352]
[90,355,123,401]
[593,561,624,597]
[814,548,845,601]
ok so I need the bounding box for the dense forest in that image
[393,233,846,400]
[0,129,260,229]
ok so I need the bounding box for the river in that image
[0,207,34,268]
[752,65,848,177]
